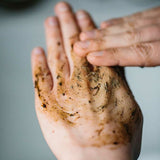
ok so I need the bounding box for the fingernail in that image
[57,3,70,12]
[76,41,90,49]
[33,47,42,54]
[89,51,104,57]
[48,17,58,26]
[77,11,87,20]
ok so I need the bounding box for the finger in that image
[87,42,160,67]
[74,24,160,56]
[75,10,96,32]
[74,39,105,57]
[31,47,53,98]
[130,6,160,19]
[45,16,69,89]
[105,18,160,35]
[54,2,83,75]
[84,18,160,38]
[101,17,123,28]
[101,6,160,28]
[74,10,97,55]
[79,28,105,41]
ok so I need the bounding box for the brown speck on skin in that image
[110,77,120,89]
[59,82,62,86]
[131,109,136,116]
[93,105,105,113]
[104,82,108,93]
[42,104,46,108]
[34,74,42,97]
[71,43,73,49]
[76,71,82,81]
[91,83,101,96]
[60,64,65,70]
[95,128,103,136]
[70,112,79,117]
[71,85,73,89]
[57,41,61,46]
[113,142,118,145]
[89,100,91,103]
[56,75,60,79]
[62,93,65,96]
[77,83,81,87]
[123,123,130,136]
[114,98,118,107]
[34,80,38,89]
[120,110,124,117]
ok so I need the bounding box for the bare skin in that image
[31,2,143,160]
[74,6,160,67]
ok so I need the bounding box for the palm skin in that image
[31,2,143,160]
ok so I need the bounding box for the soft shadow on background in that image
[0,0,160,160]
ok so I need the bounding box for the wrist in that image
[58,143,133,160]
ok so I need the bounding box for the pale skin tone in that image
[74,6,160,67]
[31,2,143,160]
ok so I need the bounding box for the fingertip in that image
[79,32,87,41]
[73,42,87,57]
[86,53,100,66]
[32,46,44,55]
[32,47,44,56]
[76,10,90,20]
[44,16,58,27]
[87,53,96,61]
[31,47,45,65]
[54,1,71,14]
[87,51,103,62]
[76,9,95,32]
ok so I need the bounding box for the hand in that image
[74,6,160,67]
[31,2,143,160]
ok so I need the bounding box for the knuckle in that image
[99,29,107,36]
[100,21,107,27]
[110,48,120,65]
[94,39,104,49]
[131,43,153,66]
[125,21,136,29]
[124,30,140,44]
